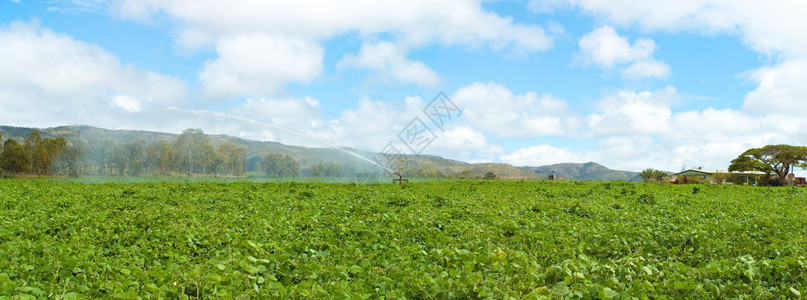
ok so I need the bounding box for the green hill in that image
[521,162,641,181]
[1,125,639,180]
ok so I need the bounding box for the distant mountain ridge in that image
[521,162,641,181]
[1,125,639,181]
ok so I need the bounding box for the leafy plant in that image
[1,180,806,298]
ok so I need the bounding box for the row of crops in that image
[1,180,807,298]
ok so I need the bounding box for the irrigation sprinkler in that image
[393,172,409,186]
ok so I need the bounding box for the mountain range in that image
[0,125,640,181]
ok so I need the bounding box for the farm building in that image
[672,169,766,184]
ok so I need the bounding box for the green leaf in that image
[348,265,363,276]
[598,287,618,300]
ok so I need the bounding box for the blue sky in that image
[2,0,806,173]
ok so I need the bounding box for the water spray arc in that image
[166,107,395,174]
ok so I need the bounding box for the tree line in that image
[639,168,668,183]
[639,144,807,185]
[0,129,248,177]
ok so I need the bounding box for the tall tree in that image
[201,141,215,175]
[262,153,299,177]
[215,141,247,176]
[57,140,87,177]
[124,140,148,176]
[640,168,667,182]
[86,139,116,175]
[43,137,67,175]
[217,142,236,176]
[24,131,47,174]
[174,129,211,176]
[230,145,247,176]
[311,161,345,177]
[111,143,128,176]
[211,146,225,177]
[148,141,177,176]
[1,139,30,174]
[729,144,807,184]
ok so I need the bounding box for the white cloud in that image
[301,97,413,151]
[0,20,186,128]
[500,144,599,166]
[578,26,654,67]
[622,59,671,79]
[113,0,554,97]
[213,89,511,162]
[430,126,491,150]
[231,97,321,126]
[571,85,807,172]
[541,0,807,137]
[534,1,807,172]
[114,0,552,52]
[670,108,760,140]
[577,25,670,79]
[417,126,504,163]
[533,0,807,58]
[586,86,677,136]
[742,59,807,115]
[199,34,323,98]
[598,135,653,157]
[338,41,441,88]
[112,95,144,113]
[451,82,580,138]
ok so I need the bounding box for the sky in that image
[1,0,807,173]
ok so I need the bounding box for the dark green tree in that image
[1,139,30,174]
[43,137,67,175]
[262,153,299,177]
[640,168,667,182]
[729,144,807,185]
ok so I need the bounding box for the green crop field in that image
[1,180,807,299]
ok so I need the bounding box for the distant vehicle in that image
[794,177,806,186]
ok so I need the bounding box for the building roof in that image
[674,169,713,176]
